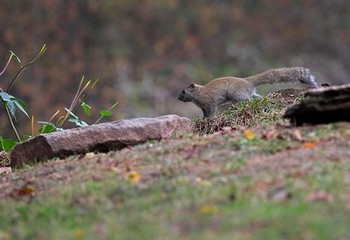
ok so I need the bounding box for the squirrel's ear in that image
[189,83,195,88]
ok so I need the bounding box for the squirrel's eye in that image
[182,90,185,94]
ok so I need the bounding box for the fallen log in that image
[283,84,350,126]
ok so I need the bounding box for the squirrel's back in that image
[244,67,317,88]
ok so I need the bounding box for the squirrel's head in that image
[178,83,198,102]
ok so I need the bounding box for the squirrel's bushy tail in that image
[245,67,318,88]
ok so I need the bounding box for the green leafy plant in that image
[0,45,46,145]
[36,76,118,134]
[0,136,16,152]
[0,45,118,151]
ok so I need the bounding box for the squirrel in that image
[178,67,318,118]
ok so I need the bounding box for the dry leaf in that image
[244,129,255,140]
[110,167,120,173]
[17,185,36,196]
[199,204,217,214]
[220,126,232,134]
[291,129,303,141]
[125,170,141,184]
[303,142,317,149]
[74,229,85,239]
[262,130,279,140]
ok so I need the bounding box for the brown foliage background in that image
[0,0,349,138]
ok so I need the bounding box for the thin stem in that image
[57,78,83,127]
[0,53,14,77]
[94,101,118,124]
[49,110,61,122]
[57,76,91,127]
[72,80,91,111]
[7,44,46,92]
[5,105,21,142]
[73,79,99,113]
[6,66,25,92]
[31,116,35,137]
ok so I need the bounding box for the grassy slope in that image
[1,94,350,240]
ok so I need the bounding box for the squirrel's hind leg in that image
[201,105,217,119]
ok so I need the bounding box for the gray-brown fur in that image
[178,67,317,119]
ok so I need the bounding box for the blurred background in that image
[1,0,349,138]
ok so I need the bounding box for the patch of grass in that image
[1,157,350,240]
[226,97,285,125]
[193,96,286,135]
[230,137,296,156]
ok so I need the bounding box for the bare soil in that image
[1,121,349,202]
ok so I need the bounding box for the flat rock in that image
[10,114,192,168]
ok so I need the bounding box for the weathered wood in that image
[304,84,350,97]
[283,84,350,126]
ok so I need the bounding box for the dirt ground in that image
[1,121,349,201]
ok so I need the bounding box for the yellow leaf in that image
[126,170,141,184]
[74,229,85,239]
[199,204,217,214]
[244,129,255,140]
